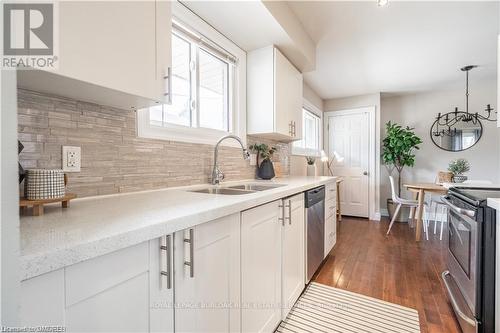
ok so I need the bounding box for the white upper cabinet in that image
[247,46,303,142]
[17,0,172,110]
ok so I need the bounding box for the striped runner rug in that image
[277,282,420,333]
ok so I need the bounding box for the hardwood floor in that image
[314,217,461,333]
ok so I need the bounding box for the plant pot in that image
[453,175,468,183]
[306,164,316,176]
[258,159,275,180]
[387,198,411,223]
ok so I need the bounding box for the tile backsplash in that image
[18,89,290,198]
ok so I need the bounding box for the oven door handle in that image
[441,196,475,218]
[441,271,477,327]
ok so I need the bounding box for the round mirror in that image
[430,112,483,152]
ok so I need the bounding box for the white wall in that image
[1,70,20,325]
[380,78,499,212]
[289,82,323,177]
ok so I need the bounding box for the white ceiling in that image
[288,1,499,99]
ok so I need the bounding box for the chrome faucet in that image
[211,135,250,185]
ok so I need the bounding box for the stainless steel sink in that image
[191,188,255,195]
[227,184,286,191]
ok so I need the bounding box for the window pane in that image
[163,34,191,127]
[149,104,163,126]
[198,49,229,131]
[304,112,316,149]
[293,109,320,154]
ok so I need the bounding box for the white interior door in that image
[328,111,370,218]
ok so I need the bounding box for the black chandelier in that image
[432,65,496,138]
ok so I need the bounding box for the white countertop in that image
[487,198,500,210]
[442,182,500,189]
[20,176,336,280]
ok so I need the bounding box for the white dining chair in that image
[387,176,429,237]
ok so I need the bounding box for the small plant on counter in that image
[448,158,470,183]
[248,143,276,164]
[305,156,316,165]
[249,143,277,180]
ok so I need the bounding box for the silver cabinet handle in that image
[160,235,172,289]
[441,271,476,327]
[292,121,296,137]
[184,229,194,278]
[287,200,292,225]
[288,121,293,136]
[278,203,285,226]
[441,196,475,218]
[163,67,172,104]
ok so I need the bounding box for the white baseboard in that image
[370,212,381,221]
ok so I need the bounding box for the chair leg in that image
[387,204,402,235]
[433,201,438,234]
[423,205,429,240]
[440,206,447,241]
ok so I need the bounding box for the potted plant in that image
[305,156,316,176]
[249,143,277,180]
[382,121,423,222]
[448,158,470,183]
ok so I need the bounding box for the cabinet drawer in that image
[326,215,336,235]
[326,199,336,218]
[325,183,336,201]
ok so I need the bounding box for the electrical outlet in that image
[62,146,81,172]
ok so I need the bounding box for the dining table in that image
[403,183,448,241]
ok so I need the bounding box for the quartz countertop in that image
[487,198,500,210]
[20,176,337,280]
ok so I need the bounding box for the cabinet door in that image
[274,48,303,140]
[289,69,303,141]
[241,201,282,333]
[64,242,151,332]
[174,214,241,333]
[57,1,169,102]
[150,236,175,332]
[20,270,65,327]
[282,194,305,318]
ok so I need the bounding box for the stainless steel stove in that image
[442,187,498,333]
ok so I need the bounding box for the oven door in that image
[447,207,477,311]
[442,196,479,330]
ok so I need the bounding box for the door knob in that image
[363,171,369,176]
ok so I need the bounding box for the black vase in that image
[258,159,275,180]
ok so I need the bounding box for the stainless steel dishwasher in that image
[305,186,325,282]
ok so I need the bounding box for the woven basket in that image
[25,169,66,200]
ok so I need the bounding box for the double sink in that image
[190,183,286,195]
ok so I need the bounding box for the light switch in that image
[62,146,81,172]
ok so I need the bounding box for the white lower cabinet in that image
[174,213,241,333]
[241,201,283,333]
[20,241,173,332]
[241,195,305,332]
[281,193,305,319]
[20,193,310,333]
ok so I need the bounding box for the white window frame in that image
[138,2,247,147]
[292,99,323,156]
